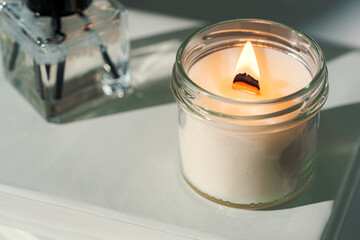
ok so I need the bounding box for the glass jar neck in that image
[172,19,328,129]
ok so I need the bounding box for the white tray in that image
[1,12,360,239]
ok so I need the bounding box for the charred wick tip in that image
[233,73,260,90]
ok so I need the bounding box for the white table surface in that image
[0,7,359,240]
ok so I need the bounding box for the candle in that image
[172,19,328,208]
[182,43,312,204]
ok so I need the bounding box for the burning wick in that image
[232,73,260,95]
[232,41,261,95]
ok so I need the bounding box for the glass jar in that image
[171,19,328,209]
[0,0,130,122]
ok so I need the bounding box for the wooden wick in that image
[232,73,260,95]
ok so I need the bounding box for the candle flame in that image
[235,41,260,80]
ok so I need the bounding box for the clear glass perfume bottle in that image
[0,0,131,122]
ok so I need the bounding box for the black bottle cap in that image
[25,0,93,16]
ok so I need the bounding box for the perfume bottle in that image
[0,0,131,122]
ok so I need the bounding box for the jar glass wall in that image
[172,19,328,209]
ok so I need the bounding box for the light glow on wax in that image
[188,45,312,101]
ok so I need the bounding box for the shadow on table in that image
[61,27,353,123]
[272,103,360,209]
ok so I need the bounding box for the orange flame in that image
[235,41,260,80]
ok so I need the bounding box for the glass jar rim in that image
[175,18,327,105]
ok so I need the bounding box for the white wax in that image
[189,47,312,101]
[180,46,315,204]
